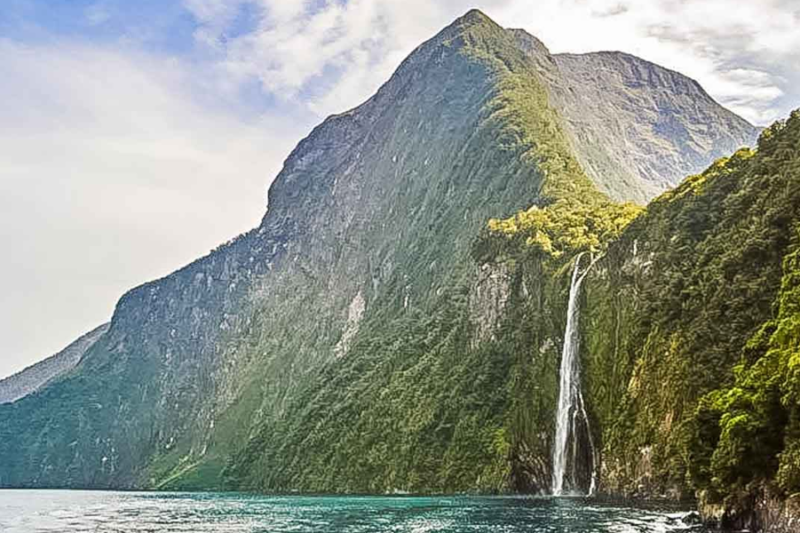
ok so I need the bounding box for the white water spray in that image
[551,252,599,496]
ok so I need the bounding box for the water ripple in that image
[0,491,703,533]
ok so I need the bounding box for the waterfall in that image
[551,252,598,496]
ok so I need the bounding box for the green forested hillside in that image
[441,109,799,523]
[1,9,602,493]
[689,116,800,509]
[0,323,108,405]
[223,10,623,494]
[581,112,800,506]
[0,11,787,528]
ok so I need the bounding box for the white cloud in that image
[85,3,112,26]
[489,0,799,125]
[2,0,798,377]
[0,40,307,379]
[184,0,514,116]
[182,0,798,125]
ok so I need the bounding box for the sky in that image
[1,0,799,379]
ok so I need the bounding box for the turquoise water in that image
[0,491,701,532]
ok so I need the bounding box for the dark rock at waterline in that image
[699,487,800,533]
[681,511,702,526]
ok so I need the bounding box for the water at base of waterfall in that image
[0,491,705,532]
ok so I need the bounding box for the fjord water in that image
[0,491,700,532]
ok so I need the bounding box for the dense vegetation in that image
[581,111,800,504]
[480,198,641,260]
[687,114,800,504]
[222,10,624,494]
[465,107,799,517]
[1,12,791,528]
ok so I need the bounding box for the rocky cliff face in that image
[1,9,561,490]
[700,488,800,533]
[0,323,108,405]
[509,29,761,203]
[470,110,800,529]
[0,9,768,499]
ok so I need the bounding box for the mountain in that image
[588,112,800,529]
[508,29,760,203]
[0,9,774,520]
[0,323,108,404]
[473,109,800,530]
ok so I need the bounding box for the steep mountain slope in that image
[468,109,800,527]
[0,9,764,495]
[0,9,577,490]
[0,324,108,404]
[510,29,761,203]
[579,113,800,505]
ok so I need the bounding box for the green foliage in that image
[225,282,516,493]
[3,11,584,492]
[690,227,800,499]
[480,198,641,260]
[583,110,800,498]
[219,11,616,494]
[1,7,795,506]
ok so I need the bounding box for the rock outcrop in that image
[510,29,761,203]
[0,323,109,404]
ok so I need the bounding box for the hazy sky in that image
[1,0,799,379]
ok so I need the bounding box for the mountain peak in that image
[455,8,494,26]
[435,8,505,43]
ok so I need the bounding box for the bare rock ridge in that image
[0,323,109,404]
[0,9,763,493]
[508,28,761,203]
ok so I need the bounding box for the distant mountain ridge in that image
[0,323,109,404]
[0,9,770,509]
[509,29,760,202]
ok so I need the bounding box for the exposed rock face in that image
[0,9,766,496]
[510,29,761,203]
[700,488,800,533]
[756,492,800,533]
[469,263,511,347]
[334,291,366,358]
[0,323,109,404]
[0,9,556,490]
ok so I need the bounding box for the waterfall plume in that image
[551,252,599,496]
